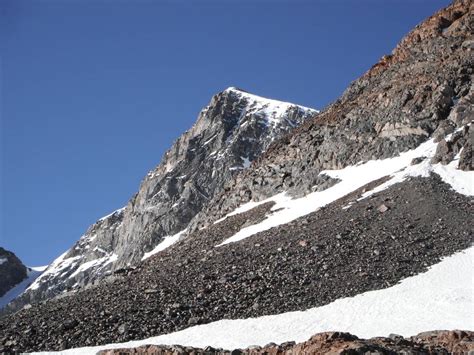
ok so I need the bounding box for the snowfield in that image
[32,246,474,354]
[141,230,187,261]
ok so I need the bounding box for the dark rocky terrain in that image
[99,330,474,355]
[0,248,27,298]
[0,1,472,353]
[0,175,472,352]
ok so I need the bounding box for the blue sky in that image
[1,0,450,266]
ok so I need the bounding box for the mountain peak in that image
[222,86,318,114]
[224,86,249,94]
[4,88,317,312]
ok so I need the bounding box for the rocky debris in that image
[0,175,472,352]
[0,248,27,298]
[190,0,473,230]
[7,87,316,313]
[99,330,474,354]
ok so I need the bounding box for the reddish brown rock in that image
[98,330,474,355]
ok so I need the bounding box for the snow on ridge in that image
[217,132,473,246]
[27,246,118,292]
[30,265,48,272]
[141,230,187,261]
[229,157,252,171]
[31,247,474,355]
[0,257,7,266]
[98,207,126,222]
[27,252,81,291]
[224,87,319,114]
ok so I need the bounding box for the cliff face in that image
[9,88,316,310]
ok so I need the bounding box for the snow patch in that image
[32,247,474,354]
[141,230,187,261]
[242,156,251,169]
[0,257,7,266]
[203,133,218,146]
[213,199,270,225]
[69,254,118,278]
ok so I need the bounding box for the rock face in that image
[98,330,474,355]
[0,248,27,298]
[7,88,316,311]
[190,0,473,229]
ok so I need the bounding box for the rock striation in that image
[5,88,316,312]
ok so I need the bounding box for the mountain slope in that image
[0,0,472,353]
[6,88,316,312]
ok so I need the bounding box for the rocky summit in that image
[0,0,473,353]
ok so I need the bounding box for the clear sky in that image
[1,0,450,266]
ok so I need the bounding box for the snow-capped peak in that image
[223,86,319,117]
